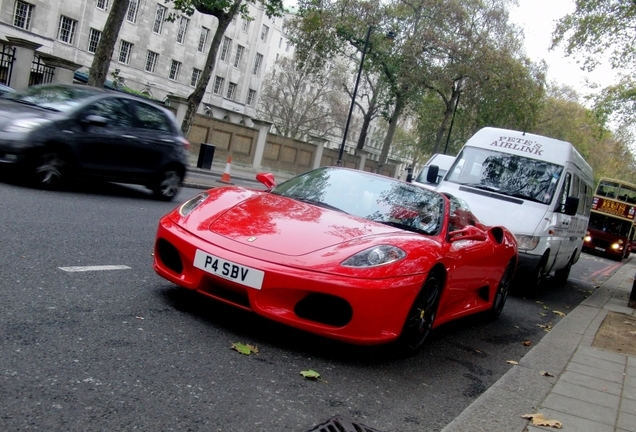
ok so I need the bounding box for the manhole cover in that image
[304,415,383,432]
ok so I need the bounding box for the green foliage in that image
[167,0,284,21]
[552,0,636,72]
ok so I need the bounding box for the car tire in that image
[515,254,548,298]
[32,150,68,189]
[553,257,573,286]
[397,271,442,354]
[487,260,514,320]
[152,168,183,201]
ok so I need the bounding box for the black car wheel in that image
[553,257,573,286]
[398,272,442,354]
[487,261,514,320]
[152,169,182,201]
[33,150,67,189]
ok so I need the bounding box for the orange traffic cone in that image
[217,155,233,184]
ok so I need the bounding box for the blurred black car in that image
[0,84,189,200]
[0,83,16,95]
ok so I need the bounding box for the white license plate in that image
[194,249,264,290]
[595,247,605,252]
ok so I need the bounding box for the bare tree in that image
[257,57,346,140]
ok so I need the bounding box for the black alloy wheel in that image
[33,150,67,189]
[487,261,514,320]
[152,168,182,201]
[398,272,442,354]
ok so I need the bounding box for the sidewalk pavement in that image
[442,259,636,432]
[183,163,636,432]
[182,159,295,190]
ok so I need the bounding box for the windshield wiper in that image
[293,197,344,212]
[508,193,545,204]
[378,220,429,235]
[461,183,501,193]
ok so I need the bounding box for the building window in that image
[169,60,181,80]
[88,28,101,53]
[153,4,166,34]
[220,37,231,62]
[213,76,224,94]
[118,40,132,63]
[176,16,189,44]
[252,53,263,76]
[145,50,159,73]
[226,82,237,100]
[58,15,77,45]
[126,0,139,23]
[96,0,108,10]
[285,41,290,52]
[247,89,256,106]
[278,37,283,48]
[198,27,209,53]
[260,25,269,42]
[14,1,34,30]
[241,19,249,32]
[191,68,201,87]
[233,45,244,68]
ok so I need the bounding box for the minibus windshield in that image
[446,147,564,205]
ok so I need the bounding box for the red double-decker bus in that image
[583,178,636,260]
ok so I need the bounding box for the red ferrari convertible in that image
[154,167,517,352]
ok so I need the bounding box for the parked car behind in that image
[0,84,189,200]
[0,83,16,95]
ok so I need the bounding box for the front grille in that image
[304,415,383,432]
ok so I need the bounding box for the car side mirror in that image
[449,225,487,243]
[82,114,108,127]
[562,196,579,216]
[426,165,439,184]
[256,172,276,191]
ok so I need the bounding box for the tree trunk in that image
[88,0,130,88]
[356,92,378,150]
[181,0,243,136]
[432,86,461,154]
[377,96,406,170]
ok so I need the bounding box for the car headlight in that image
[584,235,592,242]
[611,241,623,250]
[3,118,51,133]
[341,245,406,267]
[515,234,540,251]
[179,192,208,216]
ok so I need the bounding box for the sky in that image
[507,0,618,95]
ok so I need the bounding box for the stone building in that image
[0,0,294,123]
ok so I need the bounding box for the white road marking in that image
[59,265,131,272]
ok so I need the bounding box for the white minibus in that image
[412,154,456,190]
[433,127,594,294]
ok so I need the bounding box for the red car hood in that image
[205,193,400,256]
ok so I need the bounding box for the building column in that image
[251,119,273,170]
[166,95,189,126]
[36,53,82,85]
[308,135,327,169]
[4,37,41,91]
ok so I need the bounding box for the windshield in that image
[4,85,102,112]
[272,167,445,235]
[589,213,633,237]
[446,146,564,205]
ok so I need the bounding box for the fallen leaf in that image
[521,413,562,428]
[231,342,258,355]
[522,340,532,346]
[538,312,547,317]
[624,321,636,326]
[629,330,636,335]
[553,310,566,317]
[507,360,519,365]
[300,369,321,379]
[540,371,555,377]
[536,301,544,304]
[136,316,144,320]
[543,305,550,310]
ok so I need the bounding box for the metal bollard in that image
[629,271,636,308]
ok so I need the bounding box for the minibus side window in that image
[555,172,572,213]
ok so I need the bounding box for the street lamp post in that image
[337,26,373,166]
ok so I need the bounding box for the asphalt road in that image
[0,179,622,432]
